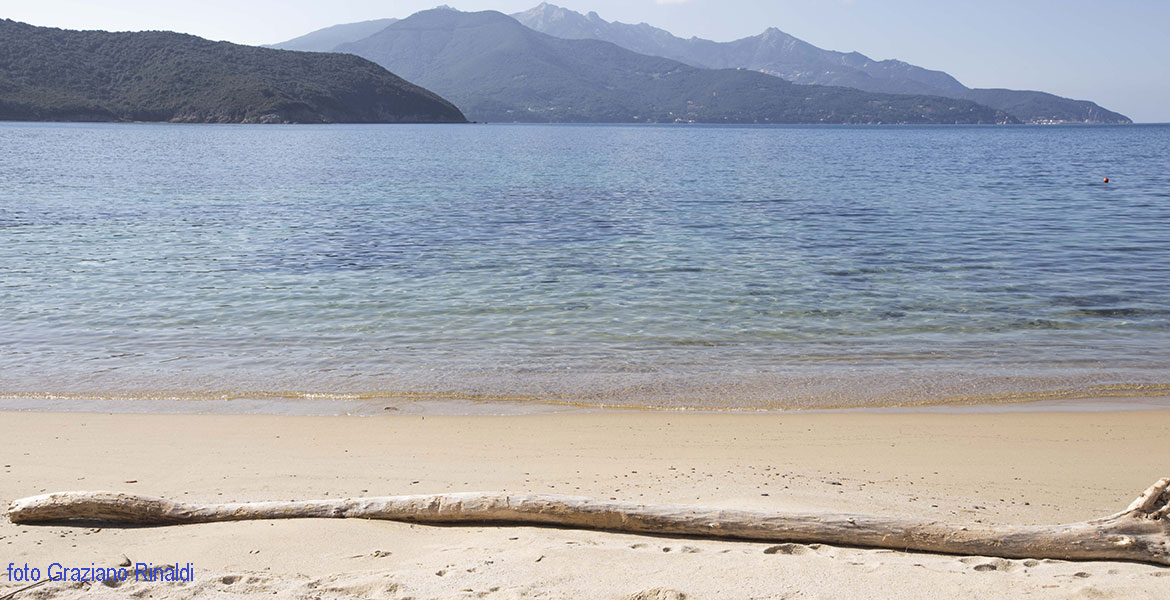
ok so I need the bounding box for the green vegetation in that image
[0,19,466,124]
[339,9,1015,124]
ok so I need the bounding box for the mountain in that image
[267,18,398,52]
[512,4,967,97]
[335,8,1014,124]
[512,3,1130,124]
[0,19,466,124]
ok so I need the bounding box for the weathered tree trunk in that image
[8,478,1170,566]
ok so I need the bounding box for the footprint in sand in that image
[763,543,812,555]
[625,588,689,600]
[101,576,126,588]
[970,558,1016,573]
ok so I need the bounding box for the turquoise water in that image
[2,122,1169,411]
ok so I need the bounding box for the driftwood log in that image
[8,478,1170,566]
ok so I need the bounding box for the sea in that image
[1,122,1168,414]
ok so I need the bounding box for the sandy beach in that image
[2,408,1168,599]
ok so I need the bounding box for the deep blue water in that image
[2,122,1169,410]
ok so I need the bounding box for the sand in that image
[2,409,1168,599]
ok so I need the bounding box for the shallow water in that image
[2,122,1168,411]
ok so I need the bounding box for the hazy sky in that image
[3,0,1167,122]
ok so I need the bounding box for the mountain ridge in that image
[332,8,1015,125]
[511,2,1128,124]
[266,18,398,52]
[511,4,967,97]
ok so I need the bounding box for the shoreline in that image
[2,393,1170,417]
[3,409,1168,598]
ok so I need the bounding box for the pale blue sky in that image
[3,0,1166,122]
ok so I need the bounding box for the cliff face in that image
[0,19,467,124]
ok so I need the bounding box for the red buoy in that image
[1103,177,1110,183]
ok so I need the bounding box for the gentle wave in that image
[4,381,1170,414]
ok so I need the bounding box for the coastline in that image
[3,409,1168,598]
